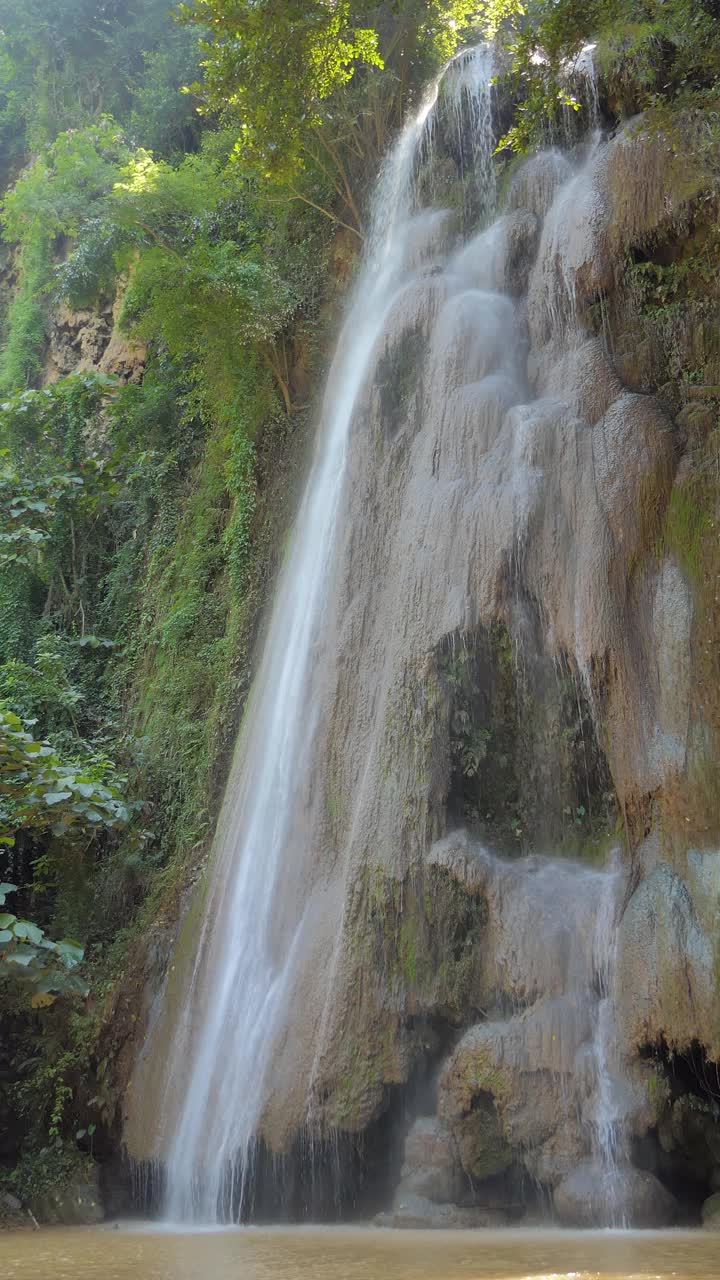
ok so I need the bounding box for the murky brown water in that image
[3,1226,719,1280]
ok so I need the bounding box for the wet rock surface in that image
[29,1169,104,1226]
[615,863,719,1058]
[395,1117,462,1203]
[44,281,146,385]
[554,1161,678,1228]
[702,1191,720,1229]
[388,1192,509,1230]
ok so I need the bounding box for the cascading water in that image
[144,46,498,1227]
[126,38,680,1229]
[431,835,635,1226]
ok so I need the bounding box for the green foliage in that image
[177,0,383,178]
[0,0,202,176]
[0,882,86,1004]
[0,234,52,395]
[0,376,122,655]
[126,29,204,159]
[480,0,720,153]
[0,709,135,848]
[0,121,131,394]
[1,1143,94,1205]
[2,121,130,246]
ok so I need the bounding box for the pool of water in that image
[3,1226,719,1280]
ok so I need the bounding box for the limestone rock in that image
[43,283,145,386]
[452,210,540,298]
[391,1191,507,1230]
[438,1006,586,1184]
[123,88,705,1172]
[524,1126,587,1189]
[554,1162,677,1228]
[29,1168,104,1225]
[397,1117,461,1203]
[658,1096,720,1182]
[505,149,574,221]
[605,116,705,250]
[615,864,719,1058]
[701,1191,720,1230]
[454,1096,512,1183]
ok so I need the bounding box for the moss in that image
[457,1092,512,1180]
[595,23,667,116]
[658,472,712,588]
[654,424,720,849]
[318,861,488,1134]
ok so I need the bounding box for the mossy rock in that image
[29,1168,104,1225]
[455,1092,512,1181]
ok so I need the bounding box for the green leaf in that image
[57,939,84,966]
[0,929,13,943]
[13,920,44,944]
[4,950,35,967]
[43,791,72,805]
[0,913,17,928]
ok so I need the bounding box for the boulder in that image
[438,1004,590,1177]
[397,1117,462,1203]
[455,1096,512,1183]
[29,1167,104,1225]
[701,1191,720,1230]
[658,1095,720,1183]
[391,1191,508,1230]
[554,1161,677,1228]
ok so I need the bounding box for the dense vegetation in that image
[0,0,718,1217]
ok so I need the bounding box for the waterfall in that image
[148,46,498,1226]
[125,36,677,1229]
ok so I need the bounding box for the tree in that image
[0,0,201,174]
[175,1,492,234]
[177,0,383,181]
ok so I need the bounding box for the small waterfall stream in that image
[125,41,678,1228]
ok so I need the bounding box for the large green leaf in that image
[13,920,44,944]
[4,949,35,967]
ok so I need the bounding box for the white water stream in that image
[160,46,497,1226]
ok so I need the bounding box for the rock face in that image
[616,863,720,1058]
[43,280,146,386]
[554,1161,678,1228]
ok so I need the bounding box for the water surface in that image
[4,1226,718,1280]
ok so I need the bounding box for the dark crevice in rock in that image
[633,1039,720,1219]
[437,616,617,858]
